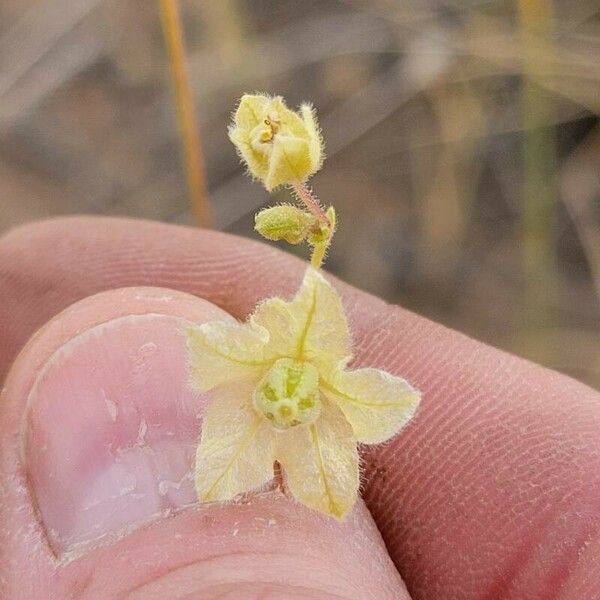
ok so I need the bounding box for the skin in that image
[0,216,598,599]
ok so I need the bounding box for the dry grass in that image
[0,0,598,387]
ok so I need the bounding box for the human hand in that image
[1,217,598,599]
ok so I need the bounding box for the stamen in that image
[254,358,321,430]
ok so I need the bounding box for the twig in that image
[518,0,557,335]
[159,0,210,227]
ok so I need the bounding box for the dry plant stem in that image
[160,0,211,227]
[518,0,556,343]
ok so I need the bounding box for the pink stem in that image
[291,182,330,227]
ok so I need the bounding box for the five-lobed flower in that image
[228,94,323,191]
[187,268,421,519]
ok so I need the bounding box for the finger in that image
[1,217,599,599]
[0,286,408,599]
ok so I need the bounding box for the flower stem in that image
[159,0,211,227]
[291,182,331,227]
[290,182,335,269]
[310,240,329,269]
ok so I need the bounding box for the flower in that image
[187,268,420,519]
[228,93,323,191]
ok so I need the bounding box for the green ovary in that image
[253,358,321,430]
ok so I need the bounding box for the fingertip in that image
[0,287,229,595]
[0,285,408,599]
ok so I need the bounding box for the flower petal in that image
[275,400,359,519]
[228,127,269,182]
[186,321,271,392]
[322,367,421,444]
[300,103,324,170]
[268,96,307,138]
[233,94,269,131]
[251,267,352,371]
[195,380,275,502]
[264,135,312,191]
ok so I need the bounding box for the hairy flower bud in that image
[255,205,317,245]
[229,94,324,191]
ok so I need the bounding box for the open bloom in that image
[187,268,420,519]
[228,93,323,191]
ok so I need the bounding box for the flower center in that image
[253,358,320,430]
[252,111,281,146]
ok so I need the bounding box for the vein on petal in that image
[281,141,304,180]
[208,345,271,367]
[199,336,272,367]
[296,282,318,359]
[202,418,266,501]
[309,423,339,517]
[248,103,261,125]
[320,378,415,408]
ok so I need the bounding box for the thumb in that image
[0,287,408,599]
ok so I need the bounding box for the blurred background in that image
[0,0,598,388]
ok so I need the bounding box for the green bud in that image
[255,205,317,245]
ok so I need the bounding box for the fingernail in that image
[25,314,205,556]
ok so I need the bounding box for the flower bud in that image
[228,94,324,191]
[255,205,317,245]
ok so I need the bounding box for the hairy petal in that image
[251,267,352,371]
[264,136,312,191]
[195,381,275,501]
[229,94,323,190]
[270,96,307,138]
[322,367,420,444]
[186,321,270,392]
[228,127,269,182]
[232,94,270,131]
[275,401,358,519]
[300,103,324,171]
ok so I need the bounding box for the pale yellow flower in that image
[228,93,323,191]
[187,268,420,519]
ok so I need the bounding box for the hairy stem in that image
[310,240,329,269]
[291,182,331,227]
